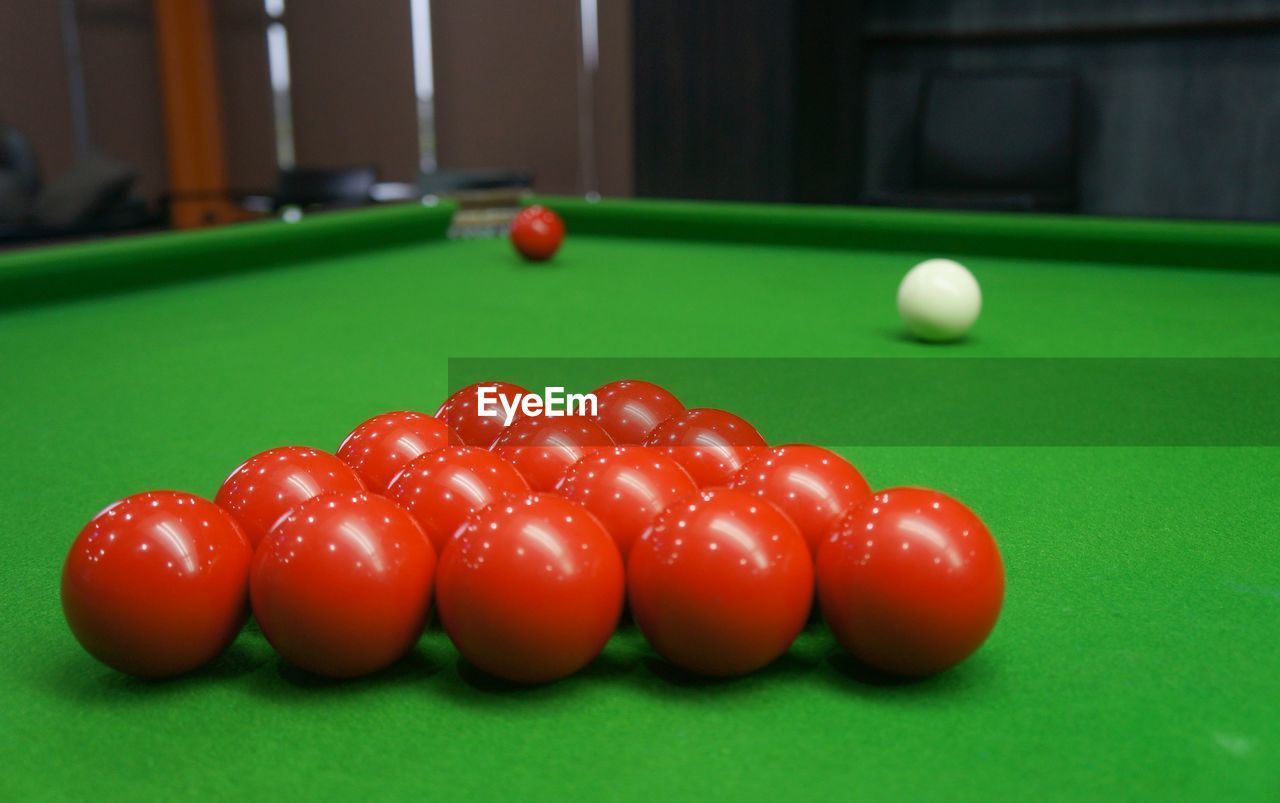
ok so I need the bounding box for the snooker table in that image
[1,197,1278,801]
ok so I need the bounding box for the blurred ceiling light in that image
[266,22,291,93]
[263,1,294,168]
[580,0,598,72]
[410,0,437,171]
[577,0,599,194]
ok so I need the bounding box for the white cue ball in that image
[896,258,982,343]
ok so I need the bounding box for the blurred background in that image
[2,0,1279,245]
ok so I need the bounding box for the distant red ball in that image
[437,494,624,683]
[590,379,685,444]
[215,446,365,548]
[556,445,698,558]
[510,205,565,261]
[251,492,436,679]
[818,487,1004,677]
[731,445,872,556]
[435,381,530,448]
[490,414,615,492]
[628,487,812,677]
[642,407,767,487]
[61,491,252,678]
[337,410,450,493]
[387,445,531,553]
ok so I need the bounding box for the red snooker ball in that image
[817,487,1004,677]
[556,445,698,559]
[590,379,685,445]
[642,407,767,487]
[435,380,530,448]
[387,445,531,553]
[489,414,615,492]
[337,410,450,493]
[215,446,366,548]
[731,445,872,557]
[437,494,624,683]
[510,205,565,261]
[61,491,252,678]
[251,492,436,678]
[628,487,812,677]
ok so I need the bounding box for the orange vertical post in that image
[152,0,237,228]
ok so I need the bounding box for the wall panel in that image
[287,0,420,182]
[596,0,634,196]
[430,0,583,193]
[0,5,75,187]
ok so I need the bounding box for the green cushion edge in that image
[534,195,1280,272]
[0,201,456,310]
